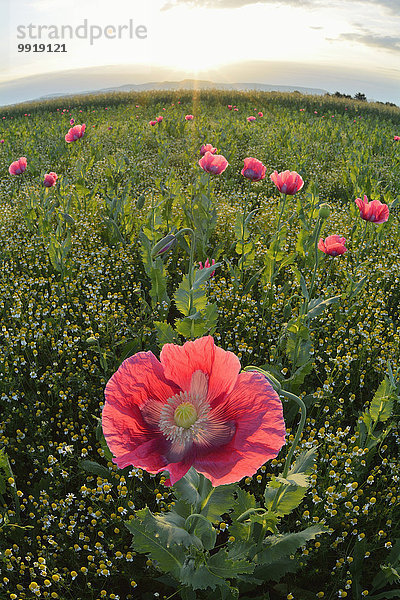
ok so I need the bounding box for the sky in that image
[0,0,400,105]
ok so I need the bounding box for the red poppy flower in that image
[355,195,389,224]
[9,157,27,175]
[270,170,304,195]
[44,172,58,187]
[102,337,285,486]
[241,157,266,182]
[198,151,229,175]
[65,124,86,143]
[200,143,217,157]
[318,235,347,256]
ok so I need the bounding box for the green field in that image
[0,89,399,600]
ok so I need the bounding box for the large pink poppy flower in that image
[198,152,229,175]
[65,124,86,143]
[9,157,27,175]
[318,235,347,256]
[102,336,285,486]
[270,170,304,195]
[241,157,266,182]
[355,195,389,224]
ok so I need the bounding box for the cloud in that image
[333,28,400,53]
[161,0,400,14]
[162,0,320,9]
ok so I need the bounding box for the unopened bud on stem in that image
[318,203,331,220]
[151,234,176,257]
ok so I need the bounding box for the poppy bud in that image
[318,204,331,220]
[151,234,176,257]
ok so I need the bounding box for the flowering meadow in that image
[0,89,400,600]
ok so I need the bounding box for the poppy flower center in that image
[174,401,198,428]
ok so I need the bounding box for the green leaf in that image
[229,488,257,540]
[285,319,311,368]
[194,262,221,287]
[278,252,296,271]
[208,549,255,579]
[150,259,169,307]
[369,377,396,423]
[79,460,111,480]
[276,473,311,487]
[173,468,211,507]
[252,557,300,582]
[175,303,218,339]
[48,235,61,271]
[306,295,341,320]
[199,483,237,522]
[234,212,250,241]
[125,514,185,577]
[141,508,203,549]
[139,230,153,276]
[60,212,75,225]
[291,267,309,301]
[95,421,114,462]
[288,447,317,478]
[179,560,224,591]
[0,448,13,494]
[174,274,207,316]
[264,477,308,517]
[257,525,327,565]
[154,321,178,347]
[296,229,310,258]
[284,360,313,392]
[185,514,216,550]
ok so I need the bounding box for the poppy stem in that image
[276,193,287,232]
[279,389,307,479]
[308,218,323,299]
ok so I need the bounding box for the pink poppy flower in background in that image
[394,136,400,141]
[241,157,266,182]
[228,105,233,110]
[318,235,347,256]
[70,118,75,125]
[9,157,27,175]
[200,143,217,157]
[199,258,216,276]
[198,151,229,175]
[149,120,157,126]
[355,195,389,224]
[270,170,304,195]
[0,139,4,144]
[156,116,163,123]
[233,107,239,112]
[43,172,58,188]
[102,336,286,486]
[247,116,256,123]
[185,114,194,121]
[65,124,86,143]
[258,112,263,117]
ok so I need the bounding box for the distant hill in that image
[2,62,398,107]
[37,79,327,102]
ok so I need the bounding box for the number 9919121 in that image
[17,43,67,52]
